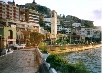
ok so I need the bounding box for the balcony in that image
[0,10,2,12]
[33,18,38,20]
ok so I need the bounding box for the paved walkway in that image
[0,49,38,73]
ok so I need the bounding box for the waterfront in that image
[64,46,101,73]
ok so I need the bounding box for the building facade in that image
[0,25,16,48]
[0,1,19,21]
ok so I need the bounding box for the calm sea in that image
[65,46,101,73]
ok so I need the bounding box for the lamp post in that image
[19,30,21,45]
[69,32,71,44]
[0,35,2,49]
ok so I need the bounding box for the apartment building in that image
[0,1,19,21]
[29,14,39,24]
[80,28,93,38]
[19,8,39,23]
[72,23,81,27]
[65,28,71,34]
[57,25,64,31]
[93,29,101,38]
[44,18,60,27]
[43,18,51,26]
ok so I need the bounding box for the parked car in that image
[12,44,26,49]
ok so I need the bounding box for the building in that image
[0,23,16,48]
[19,8,39,24]
[93,29,101,38]
[0,1,19,22]
[72,23,81,27]
[43,18,51,26]
[51,10,57,39]
[29,13,39,24]
[65,28,71,34]
[80,28,93,38]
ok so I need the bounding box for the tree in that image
[39,17,45,27]
[62,14,65,19]
[84,21,94,28]
[60,29,66,34]
[30,32,44,46]
[60,20,64,27]
[38,42,48,53]
[44,25,51,32]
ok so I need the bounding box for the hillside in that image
[17,2,51,17]
[16,2,94,28]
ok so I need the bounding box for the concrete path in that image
[0,49,38,73]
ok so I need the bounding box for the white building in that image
[93,29,101,38]
[80,28,93,38]
[65,28,71,34]
[72,23,81,27]
[44,18,51,22]
[43,18,51,26]
[57,25,63,31]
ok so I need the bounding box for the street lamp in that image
[0,35,2,49]
[69,32,71,44]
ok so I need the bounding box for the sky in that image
[2,0,102,26]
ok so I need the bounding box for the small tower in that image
[32,0,36,4]
[51,10,57,39]
[13,0,15,5]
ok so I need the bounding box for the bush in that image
[38,42,44,50]
[46,54,90,73]
[43,45,48,53]
[46,54,65,70]
[74,61,90,73]
[38,42,48,53]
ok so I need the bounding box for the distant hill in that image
[61,15,94,28]
[16,2,51,17]
[16,2,94,28]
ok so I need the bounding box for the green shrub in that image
[38,42,48,53]
[46,54,90,73]
[38,42,44,50]
[43,45,48,53]
[46,54,65,70]
[74,61,90,73]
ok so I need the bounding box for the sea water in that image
[64,46,101,73]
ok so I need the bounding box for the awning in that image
[7,39,16,41]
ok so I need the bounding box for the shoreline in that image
[48,44,102,54]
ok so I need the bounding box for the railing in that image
[35,48,45,66]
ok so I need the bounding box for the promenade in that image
[0,49,38,73]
